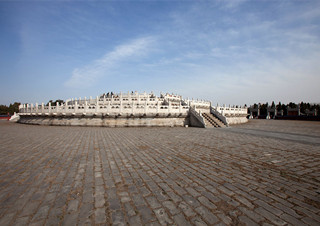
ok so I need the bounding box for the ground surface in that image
[0,120,319,226]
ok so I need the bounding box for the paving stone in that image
[139,186,151,197]
[201,191,221,203]
[0,120,319,225]
[173,213,192,226]
[272,202,302,218]
[279,213,305,225]
[154,189,169,202]
[178,201,197,218]
[145,221,162,226]
[217,213,232,225]
[254,199,283,216]
[20,201,40,217]
[238,215,259,226]
[255,207,287,226]
[124,202,136,217]
[67,199,79,212]
[46,216,61,226]
[234,195,255,209]
[218,185,235,196]
[94,208,106,224]
[183,194,201,208]
[163,200,180,215]
[154,208,173,225]
[166,190,183,203]
[198,196,217,209]
[95,185,105,196]
[293,206,320,222]
[191,216,208,226]
[137,205,156,224]
[186,187,201,197]
[132,194,147,206]
[146,196,162,209]
[108,198,121,211]
[111,210,126,226]
[129,215,142,225]
[94,194,105,208]
[32,205,50,221]
[195,206,219,225]
[29,219,46,226]
[301,216,320,226]
[78,203,94,223]
[62,212,78,226]
[239,206,265,223]
[82,191,94,203]
[13,216,29,226]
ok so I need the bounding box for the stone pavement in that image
[0,120,319,225]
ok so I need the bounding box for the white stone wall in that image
[214,105,248,117]
[19,116,188,127]
[226,116,248,125]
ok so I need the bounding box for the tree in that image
[271,101,275,108]
[0,102,20,115]
[0,105,8,115]
[8,102,20,114]
[288,102,297,108]
[281,104,287,115]
[276,102,282,111]
[259,103,268,115]
[46,99,65,106]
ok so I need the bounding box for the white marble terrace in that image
[18,91,247,118]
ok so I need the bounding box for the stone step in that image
[202,113,226,128]
[202,113,219,128]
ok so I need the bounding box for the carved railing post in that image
[48,102,51,114]
[144,100,147,115]
[74,100,78,114]
[131,101,134,115]
[84,99,87,114]
[56,102,59,114]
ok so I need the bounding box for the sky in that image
[0,0,320,106]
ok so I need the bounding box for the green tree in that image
[288,102,297,108]
[281,104,287,115]
[260,103,268,115]
[276,102,282,111]
[271,101,275,108]
[0,102,20,115]
[8,102,20,114]
[46,99,65,106]
[0,105,8,115]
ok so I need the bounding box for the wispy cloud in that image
[64,36,155,88]
[219,0,248,9]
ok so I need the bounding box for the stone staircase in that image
[202,113,226,128]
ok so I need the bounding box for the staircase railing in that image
[189,107,205,128]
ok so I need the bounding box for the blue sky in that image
[1,0,319,106]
